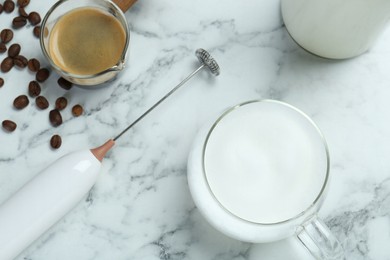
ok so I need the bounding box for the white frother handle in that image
[0,150,101,260]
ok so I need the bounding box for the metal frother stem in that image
[113,48,220,141]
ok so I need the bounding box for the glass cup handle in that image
[296,215,345,260]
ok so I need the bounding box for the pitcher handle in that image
[112,0,137,12]
[296,215,345,260]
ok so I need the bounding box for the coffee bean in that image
[18,7,28,17]
[72,104,83,117]
[0,4,3,14]
[35,96,49,109]
[17,0,29,8]
[0,43,6,53]
[55,97,67,110]
[13,95,29,109]
[36,68,50,82]
[49,109,62,127]
[27,58,40,72]
[50,134,62,149]
[3,0,15,13]
[13,55,28,68]
[28,11,40,25]
[33,25,40,38]
[57,77,73,90]
[0,29,13,43]
[13,16,27,29]
[1,57,14,72]
[8,43,20,58]
[28,80,41,97]
[2,120,17,132]
[0,77,4,87]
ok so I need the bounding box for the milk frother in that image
[0,49,220,260]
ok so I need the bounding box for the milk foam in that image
[204,101,327,224]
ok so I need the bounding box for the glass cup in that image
[187,100,344,259]
[40,0,130,87]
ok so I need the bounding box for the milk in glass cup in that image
[187,100,344,260]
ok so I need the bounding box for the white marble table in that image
[0,0,389,259]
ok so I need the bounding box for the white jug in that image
[281,0,390,59]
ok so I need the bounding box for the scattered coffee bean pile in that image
[0,0,84,149]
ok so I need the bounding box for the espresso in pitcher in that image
[49,7,126,75]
